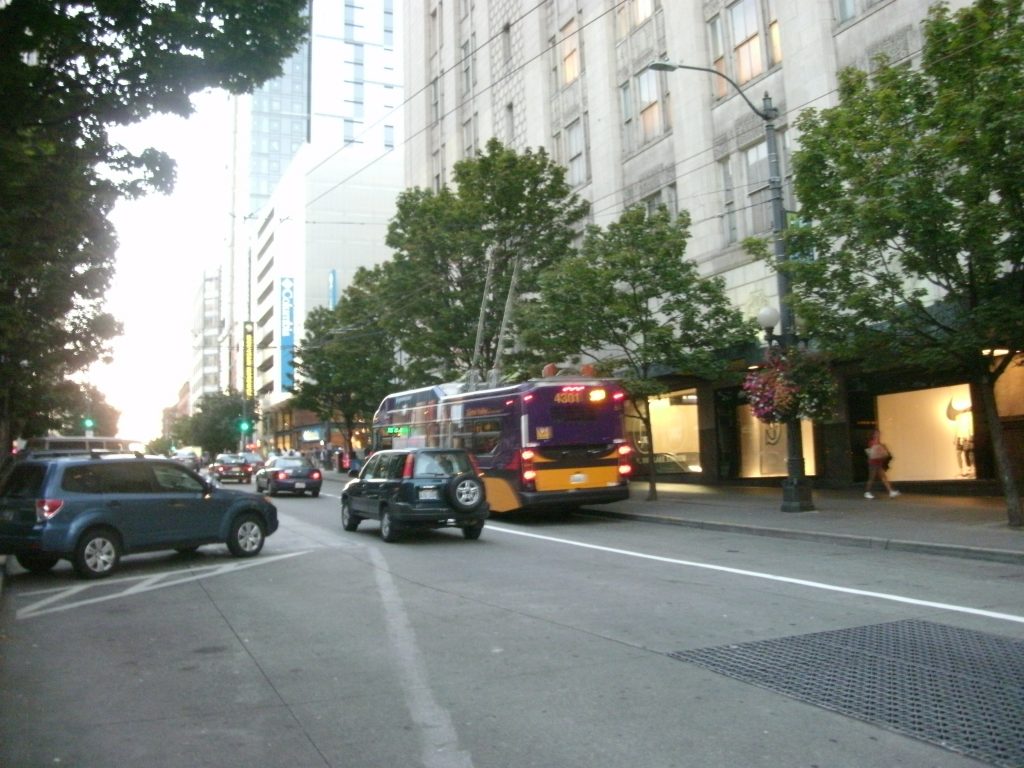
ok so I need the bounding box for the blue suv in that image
[0,453,279,578]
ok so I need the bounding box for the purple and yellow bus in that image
[371,378,633,513]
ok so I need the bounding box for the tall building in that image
[190,270,222,414]
[216,0,405,451]
[401,0,1024,490]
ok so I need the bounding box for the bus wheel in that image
[448,474,484,512]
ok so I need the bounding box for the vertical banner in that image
[280,277,295,391]
[243,321,255,399]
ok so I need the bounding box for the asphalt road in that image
[1,484,1021,768]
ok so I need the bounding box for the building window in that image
[566,119,587,186]
[643,184,677,217]
[615,4,629,39]
[637,68,663,143]
[721,159,737,244]
[767,0,782,66]
[384,124,394,150]
[620,81,635,153]
[502,22,512,63]
[730,0,764,84]
[634,0,655,25]
[744,141,771,234]
[708,16,728,98]
[383,0,394,47]
[461,40,472,95]
[505,102,515,143]
[462,117,475,158]
[431,77,440,124]
[560,18,580,85]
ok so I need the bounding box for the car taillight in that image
[617,443,633,477]
[402,454,415,478]
[521,449,536,490]
[276,471,288,480]
[311,470,322,481]
[36,499,64,520]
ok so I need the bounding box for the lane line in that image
[487,524,1024,625]
[368,547,475,768]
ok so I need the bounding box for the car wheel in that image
[341,498,361,531]
[379,507,400,543]
[448,474,484,512]
[15,552,60,573]
[268,482,278,497]
[462,521,485,540]
[227,513,265,557]
[311,489,320,498]
[73,527,121,579]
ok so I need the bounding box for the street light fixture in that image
[649,59,814,512]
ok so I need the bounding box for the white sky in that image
[86,92,232,444]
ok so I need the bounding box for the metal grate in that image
[670,619,1024,767]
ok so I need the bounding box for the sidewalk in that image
[581,481,1024,565]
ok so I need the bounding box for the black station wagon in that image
[340,448,489,542]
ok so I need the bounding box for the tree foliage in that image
[783,0,1024,523]
[0,1,308,453]
[292,269,400,455]
[384,139,589,385]
[188,391,255,456]
[521,206,756,499]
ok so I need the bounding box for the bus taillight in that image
[521,449,537,489]
[617,444,633,477]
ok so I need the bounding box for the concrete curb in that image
[576,508,1024,566]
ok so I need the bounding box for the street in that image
[1,484,1022,768]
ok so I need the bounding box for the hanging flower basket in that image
[743,348,837,424]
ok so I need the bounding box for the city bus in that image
[371,378,633,512]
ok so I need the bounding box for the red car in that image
[209,453,253,484]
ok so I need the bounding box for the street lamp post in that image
[648,59,814,512]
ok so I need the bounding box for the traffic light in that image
[238,419,251,434]
[82,417,95,429]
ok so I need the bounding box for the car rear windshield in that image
[0,463,47,498]
[414,452,472,477]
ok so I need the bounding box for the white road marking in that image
[487,524,1024,625]
[369,547,475,768]
[15,552,308,620]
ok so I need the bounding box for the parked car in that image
[240,451,265,474]
[208,453,252,484]
[254,456,323,497]
[340,448,489,542]
[0,453,278,579]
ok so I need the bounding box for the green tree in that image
[147,436,174,457]
[782,0,1024,525]
[522,206,756,500]
[189,391,256,456]
[384,139,589,385]
[0,1,307,454]
[292,271,400,458]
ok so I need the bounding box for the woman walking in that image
[865,429,900,499]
